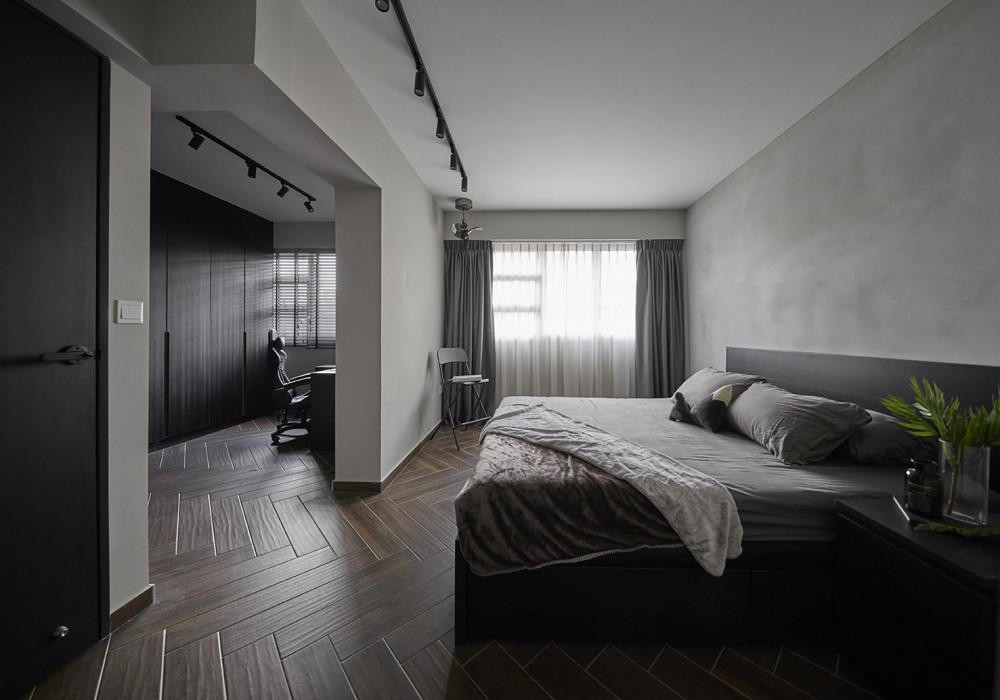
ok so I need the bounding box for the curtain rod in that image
[490,239,642,244]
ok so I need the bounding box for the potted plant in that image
[883,378,1000,525]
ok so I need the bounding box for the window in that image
[493,242,636,340]
[491,242,636,400]
[273,251,336,347]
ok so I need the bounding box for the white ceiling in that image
[151,111,336,222]
[302,0,949,211]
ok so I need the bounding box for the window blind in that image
[273,251,336,348]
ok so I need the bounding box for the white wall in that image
[379,187,443,478]
[254,0,444,481]
[150,0,255,66]
[65,0,152,56]
[107,63,151,612]
[442,210,685,241]
[273,221,335,250]
[334,188,384,479]
[686,0,1000,372]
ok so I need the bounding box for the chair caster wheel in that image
[272,437,279,445]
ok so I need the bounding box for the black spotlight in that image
[375,0,390,11]
[436,117,446,139]
[188,132,205,150]
[413,69,426,97]
[246,161,257,178]
[450,152,458,171]
[304,200,314,213]
[277,183,289,198]
[461,174,468,192]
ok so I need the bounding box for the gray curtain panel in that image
[443,240,496,422]
[635,239,685,398]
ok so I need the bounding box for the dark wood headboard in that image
[726,347,1000,487]
[726,347,1000,413]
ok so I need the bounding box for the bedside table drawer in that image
[838,516,994,685]
[838,586,981,700]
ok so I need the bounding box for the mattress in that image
[485,396,902,542]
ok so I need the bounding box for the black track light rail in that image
[175,115,318,208]
[380,0,468,192]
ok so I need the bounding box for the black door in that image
[0,1,106,693]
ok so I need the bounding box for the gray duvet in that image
[455,396,903,576]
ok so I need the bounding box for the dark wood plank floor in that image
[27,417,885,699]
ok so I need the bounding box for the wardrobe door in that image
[244,226,274,416]
[151,174,274,438]
[210,220,245,425]
[166,206,212,436]
[0,0,105,691]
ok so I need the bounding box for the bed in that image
[453,347,1000,645]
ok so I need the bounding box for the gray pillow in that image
[672,367,765,407]
[726,383,871,465]
[834,410,938,465]
[670,384,741,433]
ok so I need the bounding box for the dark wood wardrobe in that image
[149,172,273,442]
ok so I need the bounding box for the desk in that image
[310,368,336,450]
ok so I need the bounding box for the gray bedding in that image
[476,403,743,576]
[455,396,903,575]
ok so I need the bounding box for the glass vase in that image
[940,441,991,525]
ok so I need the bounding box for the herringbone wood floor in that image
[24,417,885,699]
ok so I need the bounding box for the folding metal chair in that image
[430,347,490,450]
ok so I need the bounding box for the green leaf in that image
[882,378,1000,448]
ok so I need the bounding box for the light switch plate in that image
[116,300,144,324]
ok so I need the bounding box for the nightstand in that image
[836,497,1000,700]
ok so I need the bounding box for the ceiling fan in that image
[452,197,483,241]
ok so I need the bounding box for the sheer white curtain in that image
[492,242,636,403]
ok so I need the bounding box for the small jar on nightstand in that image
[904,458,943,517]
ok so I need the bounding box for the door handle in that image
[40,345,95,364]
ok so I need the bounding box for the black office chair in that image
[269,330,311,444]
[430,347,490,450]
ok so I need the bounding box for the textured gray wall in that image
[686,0,1000,373]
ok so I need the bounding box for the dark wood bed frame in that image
[454,347,1000,645]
